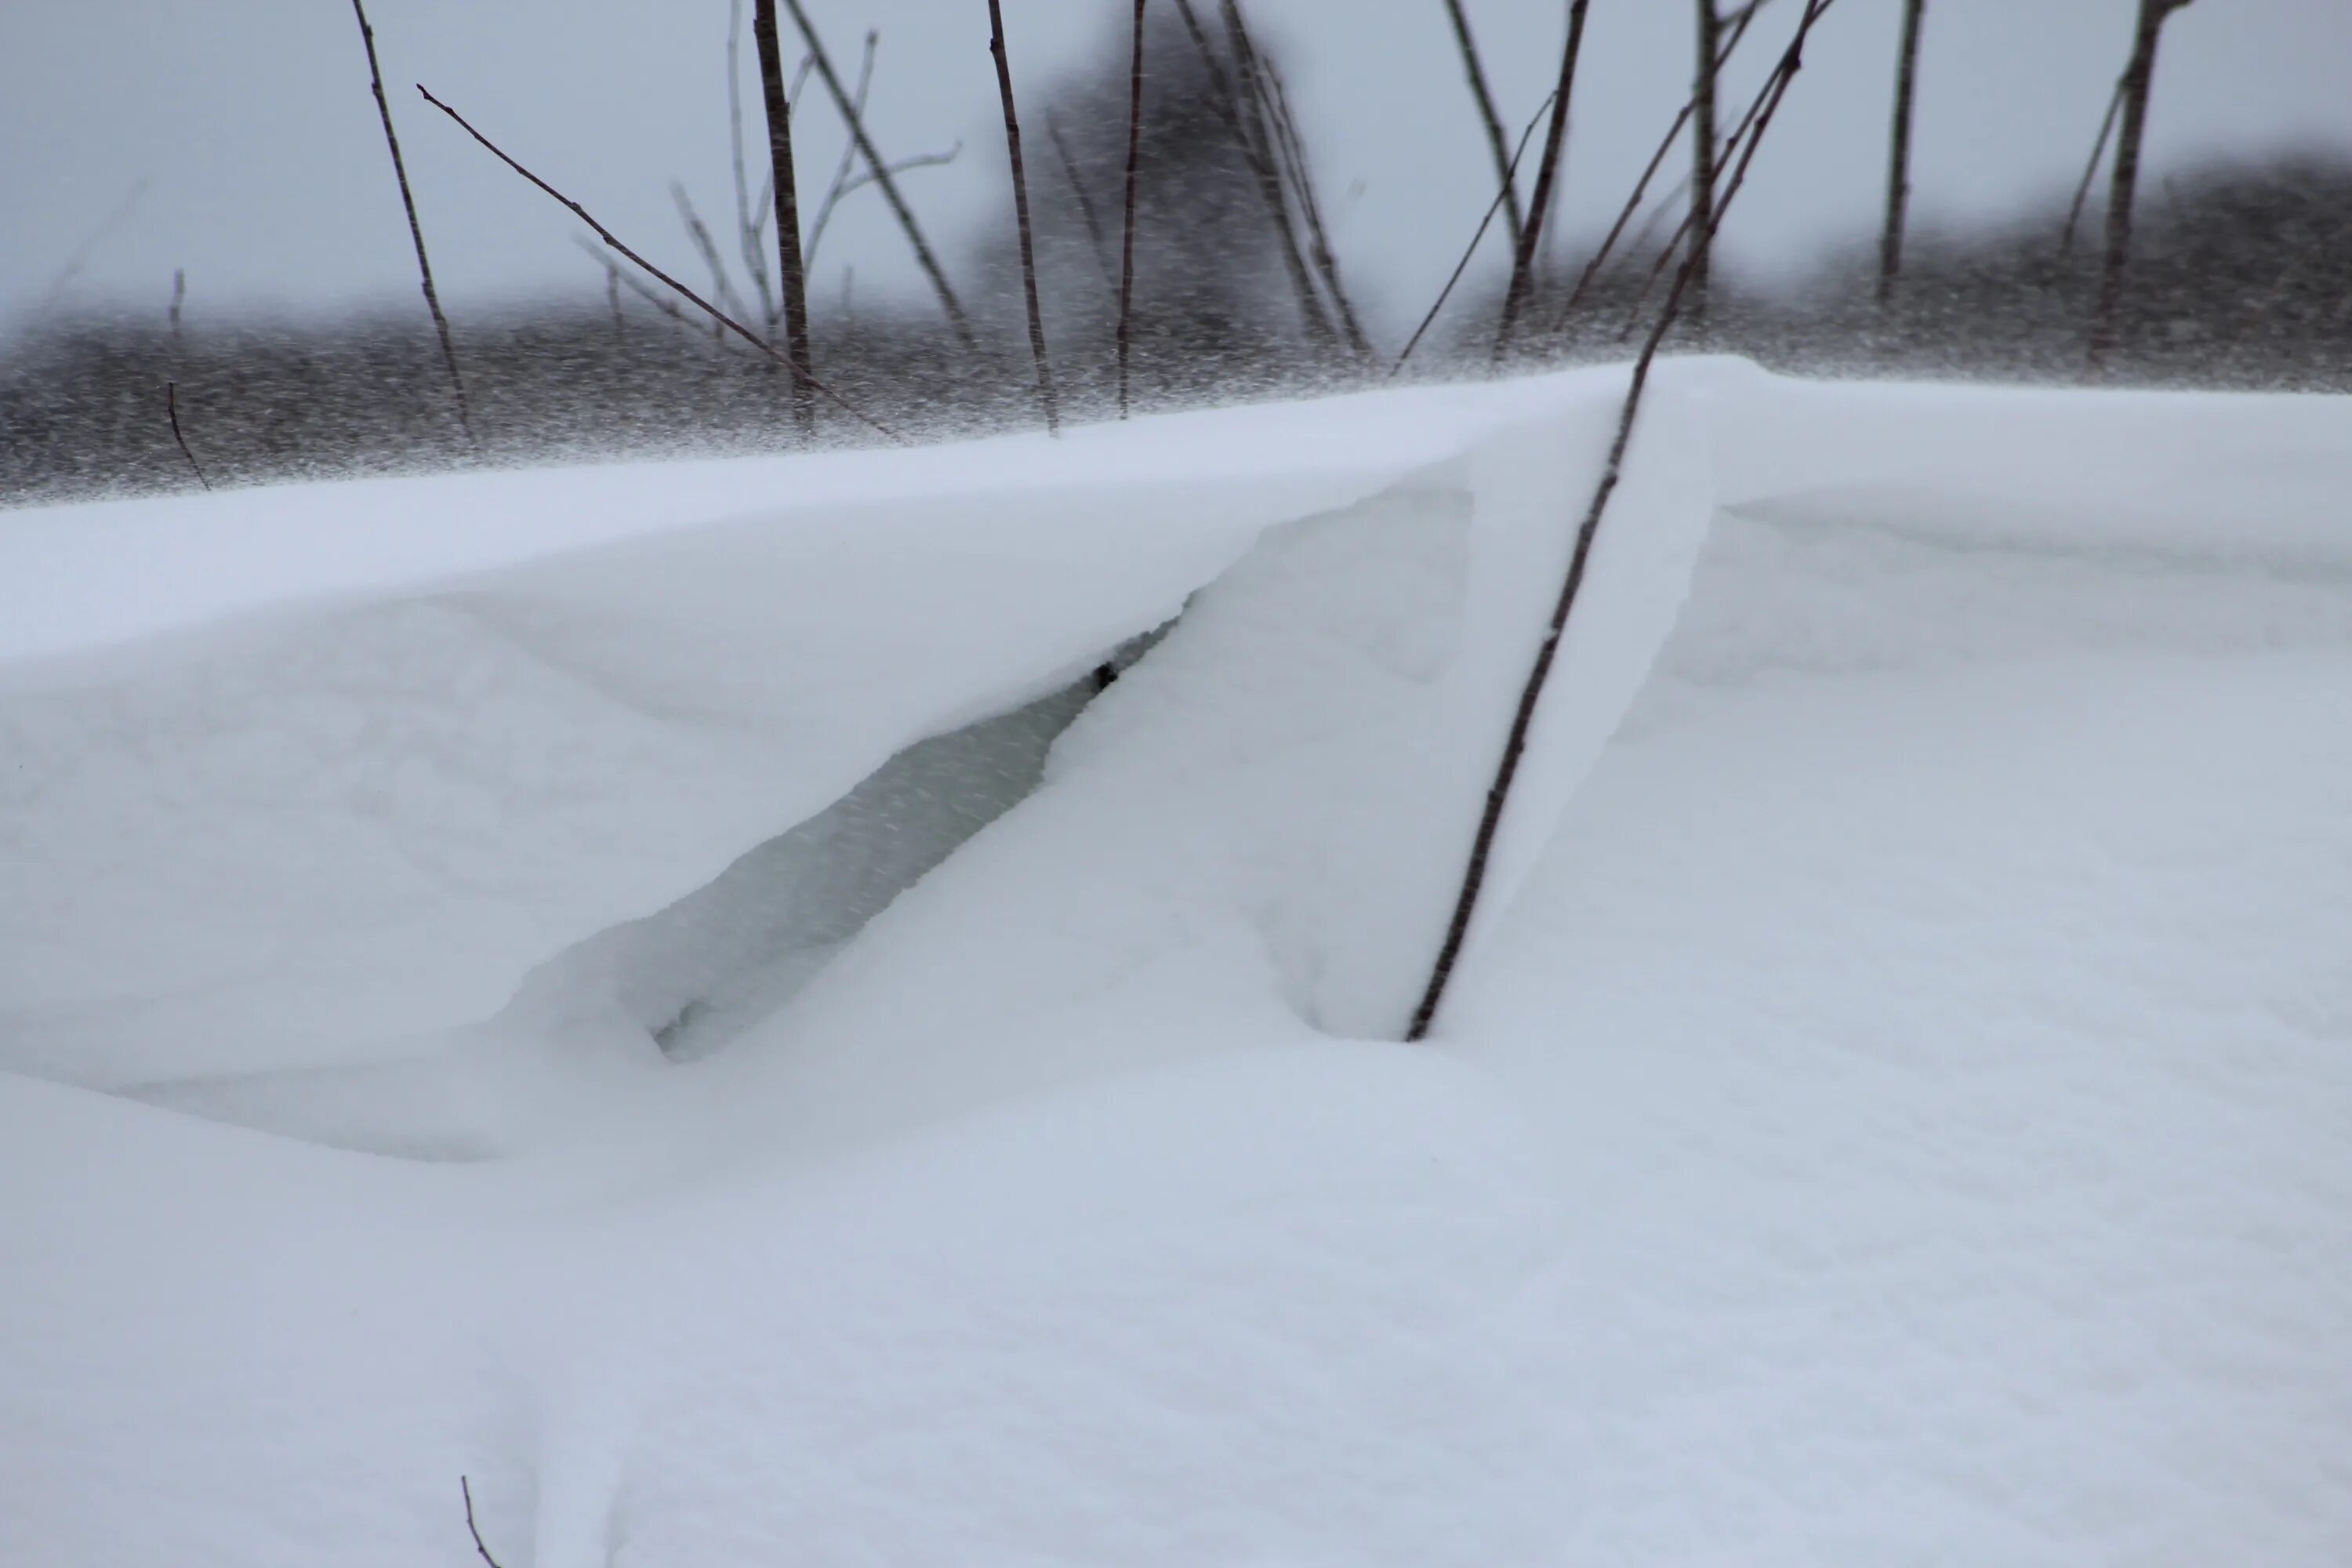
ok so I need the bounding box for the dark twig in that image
[169,267,185,347]
[1391,91,1555,378]
[1440,0,1526,255]
[1256,50,1373,360]
[1408,0,1839,1044]
[459,1478,503,1568]
[753,0,816,434]
[2061,79,2123,255]
[350,0,475,451]
[1559,0,1773,322]
[165,381,209,492]
[1877,0,1926,304]
[1613,61,1776,343]
[988,0,1062,434]
[727,0,773,325]
[1687,0,1722,328]
[807,143,964,273]
[673,182,759,331]
[782,0,976,348]
[1118,0,1146,417]
[1171,0,1334,350]
[800,31,880,274]
[2089,0,2194,372]
[575,235,702,339]
[419,83,903,441]
[1045,112,1120,295]
[1491,0,1592,362]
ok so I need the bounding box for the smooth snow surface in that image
[4,361,2350,1566]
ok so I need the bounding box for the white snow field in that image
[2,359,2349,1566]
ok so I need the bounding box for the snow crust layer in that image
[5,362,2352,1566]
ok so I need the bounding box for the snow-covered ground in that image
[2,361,2347,1566]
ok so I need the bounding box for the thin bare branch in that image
[1559,0,1773,321]
[1492,0,1592,361]
[1440,0,1526,255]
[2089,0,2195,372]
[782,0,976,348]
[165,380,209,492]
[1409,0,1841,1044]
[1256,49,1373,360]
[459,1478,504,1568]
[989,0,1062,434]
[753,0,816,433]
[1118,0,1147,417]
[728,0,779,328]
[1046,111,1120,295]
[802,32,876,269]
[808,145,964,271]
[1391,90,1554,377]
[350,0,475,450]
[1877,0,1927,303]
[673,182,759,329]
[419,83,903,441]
[1171,0,1334,349]
[1688,0,1722,326]
[169,267,185,348]
[2061,78,2124,256]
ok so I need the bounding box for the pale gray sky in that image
[4,0,2348,339]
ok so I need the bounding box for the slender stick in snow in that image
[1559,0,1772,322]
[753,0,815,434]
[1392,91,1554,377]
[1877,0,1926,305]
[986,0,1062,434]
[2060,80,2124,255]
[1046,112,1120,294]
[1686,0,1722,328]
[1441,0,1526,255]
[2088,0,2193,372]
[350,0,475,450]
[1169,0,1334,350]
[459,1478,505,1568]
[419,84,902,442]
[1118,0,1147,417]
[782,0,976,349]
[1491,0,1592,362]
[165,380,209,492]
[1407,0,1840,1044]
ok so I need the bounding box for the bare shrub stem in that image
[165,380,209,492]
[782,0,976,348]
[1407,0,1841,1043]
[1118,0,1147,416]
[350,0,475,451]
[1491,0,1592,362]
[988,0,1062,434]
[419,84,902,442]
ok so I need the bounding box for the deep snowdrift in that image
[3,361,2349,1566]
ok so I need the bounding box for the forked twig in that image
[782,0,976,348]
[165,380,209,491]
[1440,0,1526,253]
[418,83,902,441]
[350,0,475,450]
[1559,0,1773,321]
[1391,91,1554,377]
[1491,0,1592,361]
[802,30,879,274]
[1406,0,1841,1043]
